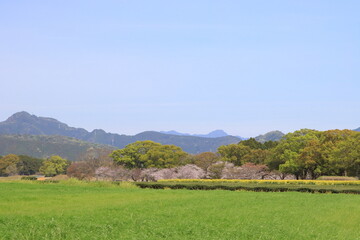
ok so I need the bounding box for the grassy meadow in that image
[0,181,359,240]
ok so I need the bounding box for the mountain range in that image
[0,111,287,158]
[159,129,245,139]
[1,111,357,160]
[0,112,242,154]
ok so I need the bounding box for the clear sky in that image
[0,1,359,137]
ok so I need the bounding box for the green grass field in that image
[0,181,359,240]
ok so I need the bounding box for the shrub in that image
[21,176,37,180]
[158,179,360,186]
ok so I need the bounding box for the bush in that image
[21,176,37,180]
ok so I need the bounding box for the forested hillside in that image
[0,135,115,161]
[254,130,284,143]
[0,112,242,153]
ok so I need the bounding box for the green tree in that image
[0,154,20,176]
[110,141,161,169]
[239,138,265,149]
[110,141,188,169]
[242,149,271,165]
[319,129,358,176]
[193,152,220,174]
[329,136,360,177]
[297,139,324,179]
[268,129,319,178]
[39,155,69,177]
[239,138,278,150]
[269,129,360,179]
[17,155,44,175]
[218,138,277,167]
[5,164,18,176]
[143,144,188,168]
[263,141,278,149]
[279,158,300,178]
[217,144,251,166]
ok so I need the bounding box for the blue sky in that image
[0,1,359,137]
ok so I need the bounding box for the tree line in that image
[0,154,70,177]
[110,129,360,179]
[1,129,359,179]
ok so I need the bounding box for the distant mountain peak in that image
[159,129,235,139]
[159,130,186,136]
[6,111,33,121]
[206,130,228,138]
[0,111,85,136]
[6,111,61,125]
[254,130,285,143]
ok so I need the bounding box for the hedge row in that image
[158,179,360,185]
[21,176,37,180]
[135,182,360,194]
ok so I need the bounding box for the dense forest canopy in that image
[217,129,360,179]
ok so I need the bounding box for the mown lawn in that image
[0,181,359,240]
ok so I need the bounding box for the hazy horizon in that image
[1,1,359,137]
